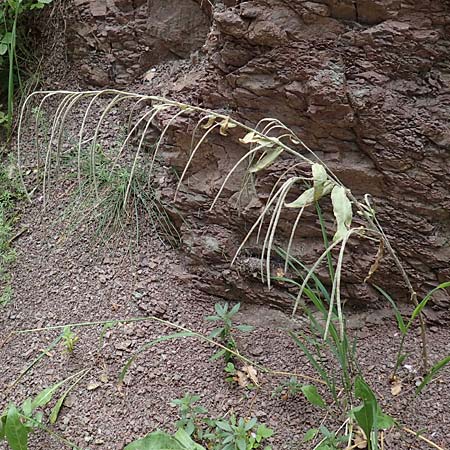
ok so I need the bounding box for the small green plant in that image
[272,377,303,399]
[212,416,273,450]
[0,374,84,450]
[303,426,348,450]
[61,326,78,353]
[206,302,254,362]
[171,394,207,438]
[126,395,273,450]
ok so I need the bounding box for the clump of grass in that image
[58,143,180,247]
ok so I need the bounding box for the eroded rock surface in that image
[60,1,450,310]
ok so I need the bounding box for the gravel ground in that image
[0,192,449,450]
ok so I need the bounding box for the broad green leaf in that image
[0,44,7,55]
[303,428,318,442]
[216,421,233,432]
[124,430,185,450]
[377,411,395,429]
[236,438,246,450]
[21,398,32,417]
[229,302,241,316]
[5,405,29,450]
[353,376,377,449]
[256,424,273,439]
[331,185,352,242]
[1,32,13,44]
[300,385,326,409]
[249,147,283,173]
[174,428,206,449]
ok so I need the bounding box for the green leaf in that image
[31,380,64,411]
[216,421,233,432]
[409,281,450,327]
[49,391,68,424]
[352,376,377,449]
[303,428,318,442]
[235,324,254,332]
[1,32,13,44]
[0,44,7,55]
[174,428,206,449]
[416,355,450,395]
[229,302,241,316]
[256,424,273,439]
[236,438,247,450]
[377,411,395,430]
[249,147,283,173]
[5,405,29,450]
[21,399,32,418]
[300,385,326,409]
[331,185,352,242]
[124,430,197,450]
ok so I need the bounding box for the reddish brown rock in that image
[53,1,450,310]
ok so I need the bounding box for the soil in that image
[1,1,449,450]
[0,184,449,450]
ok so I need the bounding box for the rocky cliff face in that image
[62,0,450,312]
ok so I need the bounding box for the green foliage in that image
[351,376,395,450]
[61,326,78,354]
[170,394,207,438]
[125,429,205,450]
[0,0,54,133]
[0,159,23,305]
[416,355,450,395]
[272,377,303,399]
[0,380,63,450]
[206,302,254,362]
[303,426,348,450]
[126,396,273,450]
